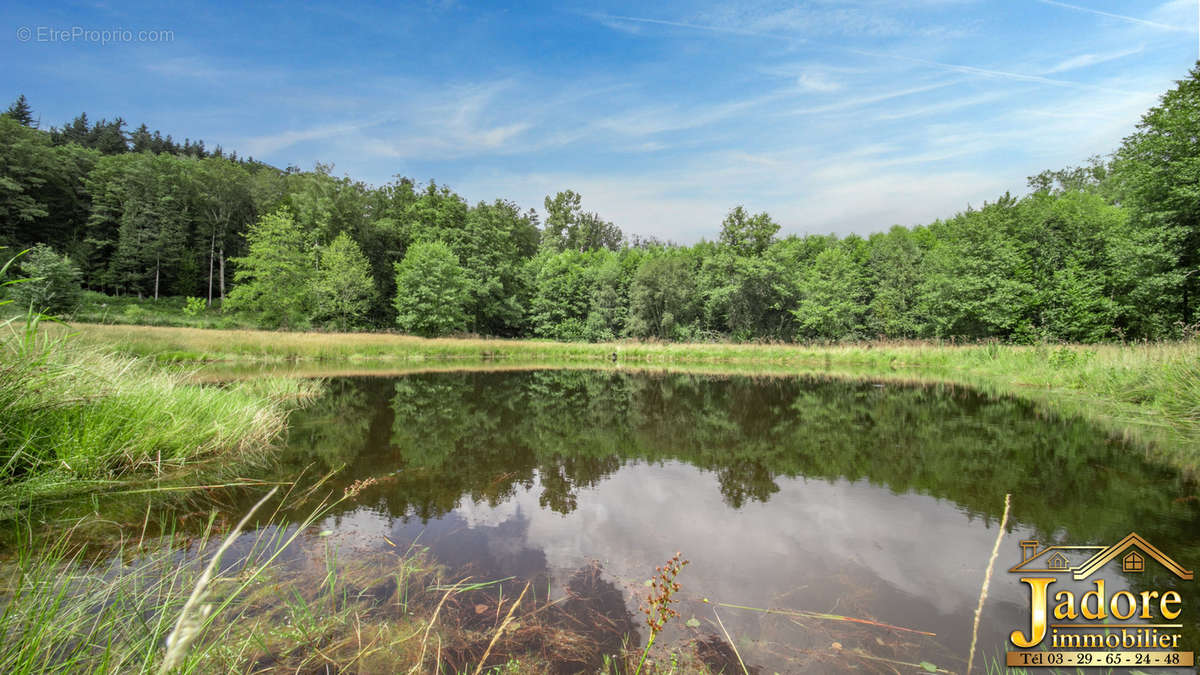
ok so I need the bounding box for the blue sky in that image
[3,0,1197,242]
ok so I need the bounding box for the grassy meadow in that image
[62,321,1200,477]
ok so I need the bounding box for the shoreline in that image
[60,322,1200,481]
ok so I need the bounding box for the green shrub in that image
[183,296,207,316]
[6,244,82,314]
[122,304,147,322]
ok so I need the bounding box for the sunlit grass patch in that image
[0,318,320,506]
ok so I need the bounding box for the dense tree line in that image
[3,66,1200,342]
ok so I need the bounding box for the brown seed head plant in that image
[635,551,689,675]
[343,477,378,499]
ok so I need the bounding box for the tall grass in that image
[0,479,359,673]
[0,316,319,506]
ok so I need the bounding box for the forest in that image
[2,65,1199,343]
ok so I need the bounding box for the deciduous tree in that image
[226,208,314,328]
[314,232,375,330]
[392,240,469,337]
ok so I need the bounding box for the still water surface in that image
[232,369,1199,672]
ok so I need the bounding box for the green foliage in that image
[627,253,698,339]
[65,291,254,329]
[585,250,638,340]
[793,244,867,341]
[541,190,622,252]
[718,205,779,256]
[6,243,81,313]
[1113,65,1200,328]
[1027,155,1111,196]
[699,246,793,340]
[3,94,35,127]
[0,117,96,250]
[392,240,469,337]
[183,296,206,316]
[866,226,926,338]
[528,249,623,341]
[193,156,255,293]
[226,208,315,329]
[0,117,51,235]
[918,196,1035,338]
[453,199,539,335]
[314,232,375,330]
[0,324,308,502]
[106,153,193,297]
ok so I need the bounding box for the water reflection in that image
[282,371,1193,535]
[263,370,1200,671]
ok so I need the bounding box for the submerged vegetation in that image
[0,484,981,674]
[0,491,764,673]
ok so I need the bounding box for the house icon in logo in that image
[1009,532,1193,580]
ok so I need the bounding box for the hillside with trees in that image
[3,66,1200,342]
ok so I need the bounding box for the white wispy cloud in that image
[590,5,961,42]
[1034,0,1191,32]
[241,119,387,157]
[1043,46,1144,74]
[144,56,291,84]
[238,80,538,160]
[871,91,1009,121]
[849,48,1139,94]
[785,80,961,115]
[585,12,785,39]
[700,4,907,38]
[592,15,644,35]
[361,84,537,159]
[796,71,844,92]
[590,9,1136,97]
[593,88,792,137]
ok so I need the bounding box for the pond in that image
[185,368,1193,673]
[51,368,1200,672]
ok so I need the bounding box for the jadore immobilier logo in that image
[1007,532,1193,669]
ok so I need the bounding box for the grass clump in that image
[0,316,318,505]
